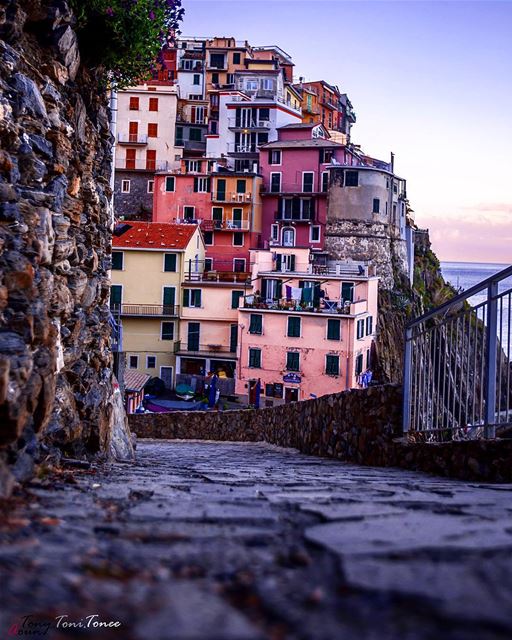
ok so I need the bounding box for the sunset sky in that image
[182,0,512,264]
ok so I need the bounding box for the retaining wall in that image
[129,385,512,483]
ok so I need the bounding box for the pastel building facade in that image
[111,222,205,390]
[258,123,358,254]
[114,83,181,219]
[153,166,263,273]
[236,248,378,403]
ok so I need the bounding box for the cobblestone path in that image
[1,440,512,640]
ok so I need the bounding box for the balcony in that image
[274,210,316,223]
[111,304,179,318]
[184,270,251,284]
[262,185,327,197]
[178,62,204,72]
[174,341,237,356]
[241,298,360,316]
[228,118,271,130]
[117,133,148,145]
[211,192,253,203]
[227,143,258,155]
[303,104,320,115]
[175,140,206,152]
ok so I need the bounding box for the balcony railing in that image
[227,143,258,154]
[211,192,253,203]
[118,133,148,145]
[110,304,179,318]
[115,158,161,171]
[174,341,237,355]
[175,140,206,152]
[228,118,271,130]
[241,298,358,316]
[210,219,250,231]
[184,270,251,283]
[178,62,204,71]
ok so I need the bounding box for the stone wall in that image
[129,385,512,483]
[325,219,408,290]
[0,0,132,496]
[113,170,153,220]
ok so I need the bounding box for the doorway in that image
[160,366,174,389]
[285,387,299,403]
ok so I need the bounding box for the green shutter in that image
[231,291,243,309]
[165,176,175,192]
[342,282,354,302]
[163,287,175,306]
[249,314,262,334]
[183,289,189,307]
[326,355,339,375]
[192,290,201,307]
[286,351,299,371]
[249,348,261,368]
[327,319,340,340]
[111,252,123,270]
[164,253,176,272]
[193,177,198,192]
[230,324,238,353]
[287,317,301,337]
[110,285,122,307]
[161,322,174,341]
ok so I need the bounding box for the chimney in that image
[390,152,395,173]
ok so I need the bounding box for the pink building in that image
[259,123,359,253]
[153,162,263,273]
[236,248,378,403]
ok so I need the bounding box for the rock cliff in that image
[0,0,133,497]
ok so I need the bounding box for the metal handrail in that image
[407,264,512,328]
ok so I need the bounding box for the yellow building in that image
[111,222,205,389]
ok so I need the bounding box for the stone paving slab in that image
[1,439,512,640]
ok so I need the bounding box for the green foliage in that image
[70,0,184,88]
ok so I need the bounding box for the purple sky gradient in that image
[181,0,512,263]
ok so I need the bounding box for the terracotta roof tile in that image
[112,222,197,250]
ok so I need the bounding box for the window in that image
[182,289,202,308]
[357,319,365,339]
[193,74,200,85]
[259,107,270,121]
[147,180,154,194]
[129,355,139,369]
[163,287,175,310]
[211,72,219,84]
[341,282,354,302]
[233,258,246,272]
[164,253,177,272]
[210,53,225,69]
[282,227,295,247]
[246,79,258,91]
[111,251,123,271]
[355,353,364,375]
[183,206,195,221]
[129,97,139,110]
[233,232,244,247]
[269,150,281,165]
[212,207,223,226]
[232,208,243,229]
[186,160,201,173]
[176,126,184,146]
[165,176,175,192]
[270,224,279,241]
[366,316,373,335]
[321,149,333,164]
[231,290,244,309]
[393,183,398,194]
[161,322,175,341]
[121,179,130,193]
[230,324,238,353]
[146,356,156,369]
[326,355,340,376]
[310,226,321,243]
[286,351,300,372]
[327,319,341,341]
[194,177,210,193]
[189,128,202,142]
[187,322,200,350]
[110,284,122,309]
[261,78,273,91]
[270,173,281,193]
[146,150,156,170]
[236,179,246,194]
[125,148,136,170]
[249,348,261,368]
[302,172,314,193]
[233,52,241,64]
[249,314,263,335]
[345,170,359,187]
[210,121,218,134]
[205,258,213,271]
[366,348,371,369]
[322,171,329,192]
[287,316,301,338]
[149,97,158,111]
[203,231,213,245]
[148,123,158,137]
[372,198,380,214]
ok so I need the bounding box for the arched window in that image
[282,227,295,247]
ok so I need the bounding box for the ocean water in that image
[441,261,512,353]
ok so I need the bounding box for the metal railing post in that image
[402,327,413,434]
[484,280,498,438]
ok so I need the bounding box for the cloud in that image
[417,206,512,263]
